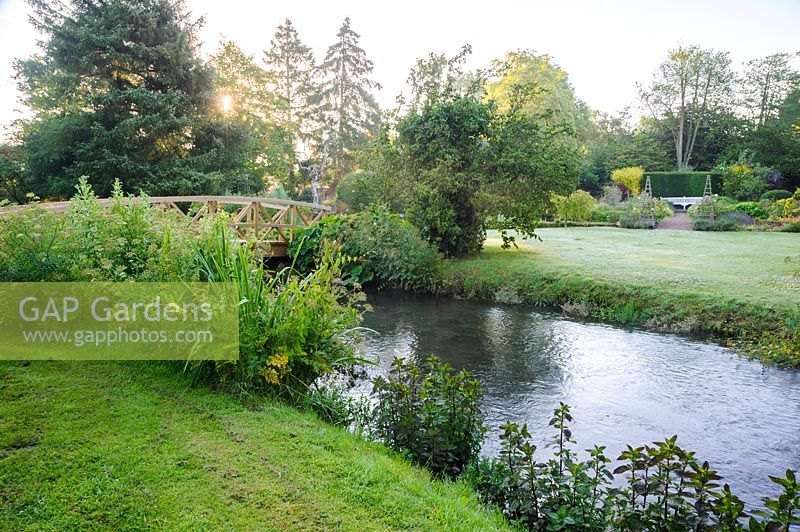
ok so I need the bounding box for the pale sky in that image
[1,0,799,137]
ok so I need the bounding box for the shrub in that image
[719,211,755,226]
[289,206,440,291]
[720,161,770,201]
[589,203,623,223]
[643,172,724,197]
[336,171,381,212]
[551,190,597,224]
[688,195,729,221]
[732,201,768,220]
[774,189,800,219]
[692,218,740,231]
[0,178,197,282]
[372,356,485,478]
[467,404,800,531]
[611,166,644,196]
[762,189,793,202]
[599,185,623,206]
[781,221,800,233]
[196,225,364,394]
[618,195,673,229]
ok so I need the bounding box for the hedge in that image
[642,172,724,197]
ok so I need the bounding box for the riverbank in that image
[437,228,800,366]
[0,361,507,530]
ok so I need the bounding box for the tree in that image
[398,44,483,111]
[741,53,800,127]
[611,166,644,196]
[263,19,318,141]
[209,40,294,192]
[14,0,247,198]
[0,144,26,203]
[317,17,381,187]
[640,45,734,169]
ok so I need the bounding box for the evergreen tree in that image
[14,0,244,198]
[318,17,381,187]
[263,19,318,141]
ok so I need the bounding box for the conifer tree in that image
[317,17,381,186]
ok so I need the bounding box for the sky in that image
[1,0,799,136]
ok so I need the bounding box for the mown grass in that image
[439,228,800,365]
[0,361,508,531]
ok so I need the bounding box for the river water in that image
[355,291,800,507]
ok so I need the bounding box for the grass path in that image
[0,361,507,531]
[486,227,800,308]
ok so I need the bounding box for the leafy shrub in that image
[781,221,800,233]
[732,201,768,220]
[467,404,800,531]
[618,195,673,229]
[719,211,755,226]
[611,166,644,196]
[0,178,197,282]
[289,206,440,291]
[336,171,381,212]
[692,218,740,231]
[762,189,793,202]
[643,171,723,197]
[773,189,800,219]
[196,224,364,394]
[720,161,770,201]
[599,185,623,206]
[372,356,485,478]
[688,195,727,221]
[550,190,597,224]
[589,203,623,223]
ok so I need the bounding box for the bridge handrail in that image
[0,195,333,216]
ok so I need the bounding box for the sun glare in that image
[221,94,232,112]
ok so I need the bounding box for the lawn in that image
[0,361,507,531]
[485,227,800,308]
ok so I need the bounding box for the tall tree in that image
[263,19,318,141]
[209,40,294,192]
[639,45,734,169]
[14,0,243,198]
[398,45,483,111]
[741,53,800,127]
[318,17,381,187]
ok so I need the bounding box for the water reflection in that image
[358,290,800,507]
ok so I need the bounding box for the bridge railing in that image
[0,195,334,256]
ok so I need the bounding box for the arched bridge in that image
[0,195,333,257]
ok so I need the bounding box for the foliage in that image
[466,403,799,531]
[383,93,578,256]
[317,17,382,186]
[0,178,197,282]
[372,356,485,478]
[263,18,319,142]
[644,171,723,197]
[195,223,364,394]
[289,207,440,291]
[208,40,295,192]
[398,44,483,111]
[781,221,800,233]
[336,171,382,212]
[688,195,727,221]
[762,189,793,202]
[0,144,26,203]
[611,166,644,196]
[13,0,254,198]
[773,189,800,219]
[589,203,623,223]
[720,160,771,201]
[550,190,596,224]
[639,45,735,168]
[618,195,673,229]
[732,201,768,219]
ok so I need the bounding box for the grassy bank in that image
[438,228,800,365]
[0,361,507,530]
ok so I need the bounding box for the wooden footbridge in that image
[0,196,333,257]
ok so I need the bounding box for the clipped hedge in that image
[643,172,723,197]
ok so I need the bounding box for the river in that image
[355,290,800,508]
